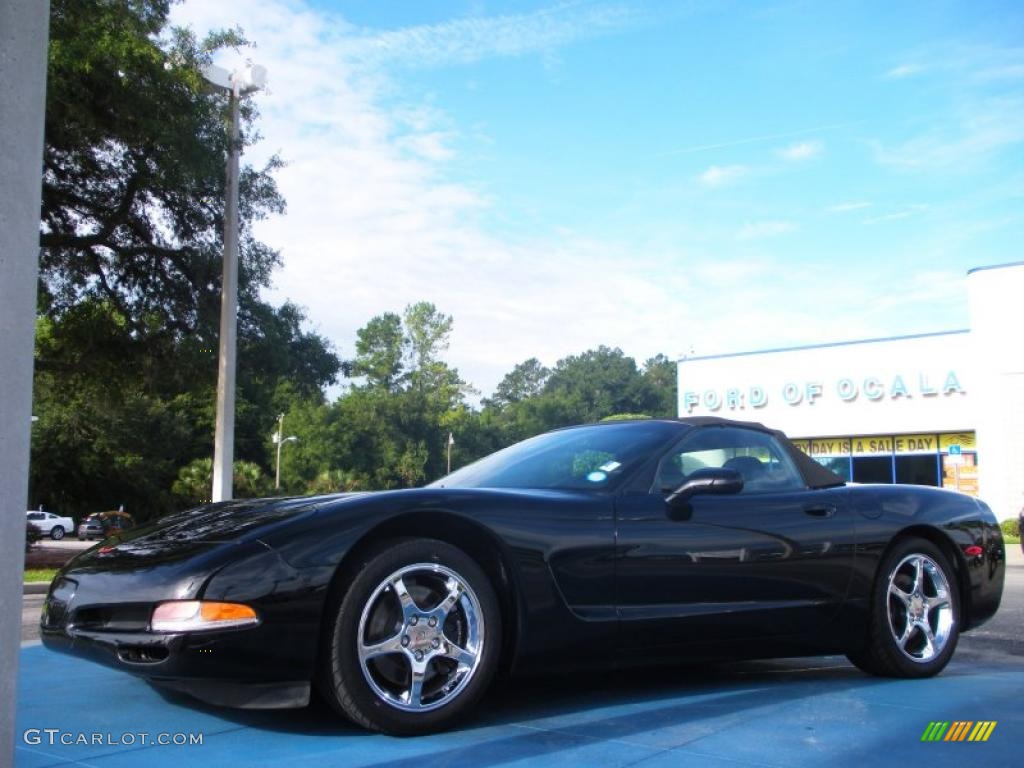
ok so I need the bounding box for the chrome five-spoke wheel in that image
[357,563,484,712]
[847,537,960,678]
[886,553,953,663]
[320,538,501,735]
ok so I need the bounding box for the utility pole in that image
[447,432,455,475]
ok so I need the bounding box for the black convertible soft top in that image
[674,416,847,490]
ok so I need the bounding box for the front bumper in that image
[39,541,330,709]
[40,607,312,708]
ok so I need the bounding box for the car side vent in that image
[117,645,169,664]
[72,605,150,632]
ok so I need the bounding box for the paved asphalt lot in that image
[16,548,1022,767]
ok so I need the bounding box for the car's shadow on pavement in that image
[149,655,877,742]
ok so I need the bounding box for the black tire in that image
[318,538,502,735]
[847,537,960,678]
[50,526,65,540]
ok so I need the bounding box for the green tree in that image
[396,441,430,487]
[29,1,340,521]
[172,457,273,506]
[269,304,479,491]
[31,306,196,518]
[539,346,662,424]
[42,0,282,337]
[483,358,550,410]
[642,353,678,418]
[351,313,406,391]
[403,302,453,373]
[480,346,676,446]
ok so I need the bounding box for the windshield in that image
[430,421,680,491]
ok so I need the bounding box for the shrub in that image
[25,522,42,552]
[1000,518,1020,539]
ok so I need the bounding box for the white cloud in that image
[345,3,638,68]
[165,1,980,400]
[874,46,1024,171]
[885,43,1024,85]
[874,98,1024,169]
[165,0,700,398]
[654,121,858,157]
[865,270,962,312]
[778,140,822,161]
[884,63,924,79]
[697,164,748,187]
[736,220,797,240]
[863,204,928,224]
[826,201,871,213]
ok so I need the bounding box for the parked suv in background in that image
[77,511,135,541]
[25,510,75,540]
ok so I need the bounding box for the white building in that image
[677,261,1024,521]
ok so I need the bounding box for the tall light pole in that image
[202,62,267,502]
[273,412,298,491]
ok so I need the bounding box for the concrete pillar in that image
[967,262,1024,521]
[0,0,50,761]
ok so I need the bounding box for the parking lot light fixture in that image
[273,412,298,490]
[201,62,267,502]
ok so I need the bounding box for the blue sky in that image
[171,0,1023,398]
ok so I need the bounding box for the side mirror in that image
[665,468,743,513]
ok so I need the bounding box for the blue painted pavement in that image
[15,645,1022,767]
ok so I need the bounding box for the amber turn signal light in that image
[151,600,259,632]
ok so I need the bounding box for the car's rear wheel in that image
[847,537,959,677]
[50,526,64,540]
[319,538,501,735]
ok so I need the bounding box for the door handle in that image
[804,505,836,518]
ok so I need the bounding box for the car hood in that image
[60,494,366,585]
[119,494,365,546]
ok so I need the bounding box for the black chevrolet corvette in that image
[42,418,1005,734]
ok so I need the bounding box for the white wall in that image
[967,262,1024,521]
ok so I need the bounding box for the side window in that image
[654,427,805,494]
[27,512,43,521]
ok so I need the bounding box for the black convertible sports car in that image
[42,418,1005,734]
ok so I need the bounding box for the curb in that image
[23,582,49,595]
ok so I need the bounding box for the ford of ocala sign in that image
[681,371,965,413]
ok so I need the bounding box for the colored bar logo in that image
[921,721,997,742]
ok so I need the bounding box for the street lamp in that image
[202,62,268,502]
[273,413,298,491]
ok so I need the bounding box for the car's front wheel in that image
[50,526,64,540]
[319,538,501,735]
[847,537,959,677]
